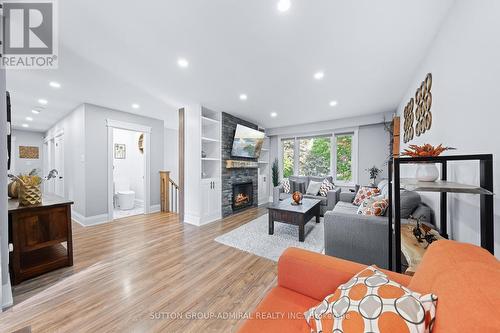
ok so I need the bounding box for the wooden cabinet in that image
[8,194,74,285]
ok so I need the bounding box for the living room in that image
[0,0,499,332]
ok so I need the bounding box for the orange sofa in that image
[239,240,500,332]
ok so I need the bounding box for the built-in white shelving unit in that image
[258,135,270,205]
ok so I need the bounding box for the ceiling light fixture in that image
[239,94,248,101]
[277,0,291,12]
[270,112,278,118]
[49,81,61,88]
[177,58,189,68]
[131,103,140,109]
[314,71,325,80]
[38,99,48,105]
[329,100,338,107]
[31,109,41,114]
[22,124,29,128]
[26,116,33,121]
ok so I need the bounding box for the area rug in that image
[215,214,324,261]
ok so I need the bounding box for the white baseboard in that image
[149,204,161,213]
[72,209,110,227]
[2,277,13,310]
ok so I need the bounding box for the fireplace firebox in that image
[232,182,253,211]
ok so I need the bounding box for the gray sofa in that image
[273,175,341,216]
[324,182,433,269]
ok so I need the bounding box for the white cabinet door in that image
[201,180,211,220]
[201,179,221,223]
[211,179,221,217]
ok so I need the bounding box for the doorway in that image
[106,119,151,221]
[43,131,64,196]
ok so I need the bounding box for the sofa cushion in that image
[304,265,437,333]
[410,203,432,224]
[333,201,359,215]
[353,186,380,206]
[360,196,389,216]
[400,190,421,218]
[238,286,317,333]
[291,180,307,194]
[282,179,291,194]
[303,194,327,206]
[306,181,322,195]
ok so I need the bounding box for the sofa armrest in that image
[326,187,341,210]
[339,191,355,203]
[278,247,411,301]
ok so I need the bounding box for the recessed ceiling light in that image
[314,71,325,80]
[177,58,189,68]
[270,112,278,118]
[131,103,140,109]
[25,116,33,121]
[49,81,61,88]
[22,124,29,128]
[329,100,338,107]
[239,94,248,101]
[38,99,48,105]
[31,109,41,114]
[277,0,291,12]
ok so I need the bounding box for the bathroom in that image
[113,128,145,219]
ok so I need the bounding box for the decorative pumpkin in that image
[292,191,303,205]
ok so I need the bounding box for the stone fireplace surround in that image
[221,112,259,217]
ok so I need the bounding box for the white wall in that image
[113,128,144,201]
[46,105,86,216]
[396,0,500,256]
[358,124,390,185]
[164,127,178,183]
[10,130,44,175]
[85,103,164,217]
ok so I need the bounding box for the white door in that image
[201,180,211,220]
[48,138,56,194]
[54,135,65,197]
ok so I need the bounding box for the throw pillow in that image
[306,181,323,196]
[356,196,376,214]
[291,180,306,194]
[304,266,438,333]
[282,179,290,194]
[319,178,335,197]
[361,196,389,216]
[353,186,380,206]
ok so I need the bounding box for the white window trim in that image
[332,128,358,186]
[278,128,359,184]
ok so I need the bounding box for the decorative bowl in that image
[291,191,303,205]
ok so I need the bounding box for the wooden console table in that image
[8,194,74,285]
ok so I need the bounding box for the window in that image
[335,134,353,182]
[298,136,331,176]
[282,138,294,178]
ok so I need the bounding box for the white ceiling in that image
[7,0,454,132]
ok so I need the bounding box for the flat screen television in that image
[231,124,265,159]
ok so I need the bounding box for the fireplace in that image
[232,181,253,211]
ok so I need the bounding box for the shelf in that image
[400,179,494,195]
[202,116,220,125]
[201,137,220,143]
[202,157,220,161]
[19,244,69,274]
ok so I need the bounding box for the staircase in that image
[160,171,179,213]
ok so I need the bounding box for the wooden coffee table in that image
[268,198,321,242]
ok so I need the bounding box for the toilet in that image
[115,179,136,210]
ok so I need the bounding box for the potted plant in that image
[365,166,382,187]
[8,169,59,206]
[402,144,456,182]
[272,158,280,203]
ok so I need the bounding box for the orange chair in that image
[238,240,500,332]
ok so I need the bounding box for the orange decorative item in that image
[402,143,455,157]
[291,191,303,205]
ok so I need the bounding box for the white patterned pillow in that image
[319,179,335,197]
[282,179,290,194]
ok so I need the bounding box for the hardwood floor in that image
[0,207,277,333]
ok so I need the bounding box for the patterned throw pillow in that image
[353,186,380,206]
[361,197,389,216]
[304,266,438,333]
[282,179,290,194]
[356,197,376,214]
[319,179,335,197]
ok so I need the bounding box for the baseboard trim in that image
[2,277,13,310]
[150,204,161,213]
[72,209,110,227]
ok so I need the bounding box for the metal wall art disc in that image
[406,72,433,140]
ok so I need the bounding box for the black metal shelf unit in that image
[388,154,494,273]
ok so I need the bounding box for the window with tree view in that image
[335,134,353,182]
[282,139,294,178]
[298,136,331,176]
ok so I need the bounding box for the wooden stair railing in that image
[160,171,179,213]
